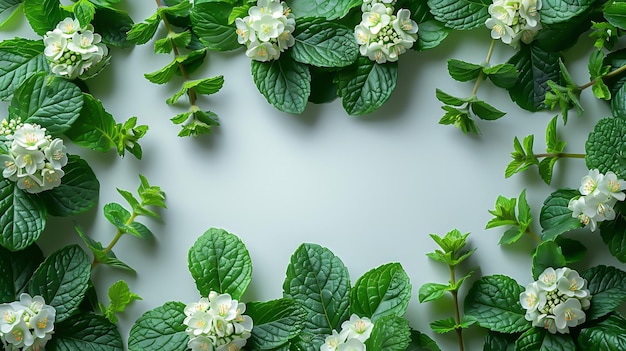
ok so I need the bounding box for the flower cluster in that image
[520,267,591,334]
[235,0,296,62]
[0,120,68,194]
[355,0,418,64]
[183,292,253,351]
[320,314,373,351]
[0,293,56,351]
[485,0,542,47]
[568,169,626,231]
[43,17,109,80]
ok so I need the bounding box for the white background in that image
[1,2,624,350]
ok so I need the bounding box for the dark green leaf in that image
[605,2,626,30]
[484,63,519,89]
[190,2,240,51]
[415,20,450,51]
[515,328,576,351]
[65,94,118,152]
[539,0,594,25]
[308,68,337,104]
[470,100,506,121]
[427,0,491,30]
[540,189,581,240]
[246,298,306,350]
[292,19,358,68]
[128,301,188,351]
[365,315,411,351]
[336,57,397,115]
[48,313,123,351]
[251,56,311,114]
[532,241,567,280]
[578,313,626,351]
[188,228,252,299]
[0,244,43,303]
[599,207,626,262]
[0,38,47,101]
[581,265,626,321]
[350,263,411,321]
[447,59,482,82]
[483,331,515,351]
[285,0,360,20]
[406,329,441,351]
[23,0,70,35]
[0,179,46,251]
[92,6,134,48]
[555,237,587,264]
[585,117,626,178]
[28,245,91,322]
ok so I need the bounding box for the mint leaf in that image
[430,317,457,334]
[599,205,626,262]
[103,280,142,324]
[350,263,411,321]
[9,72,83,136]
[74,0,96,27]
[447,59,482,82]
[65,94,118,153]
[427,0,490,30]
[0,38,47,101]
[532,241,567,280]
[28,245,90,322]
[92,7,134,48]
[486,195,518,229]
[127,13,161,45]
[483,331,515,351]
[128,301,188,351]
[50,313,123,351]
[508,45,563,111]
[190,2,240,51]
[23,0,70,35]
[291,19,358,68]
[484,63,519,89]
[251,56,311,114]
[605,2,626,30]
[283,243,350,336]
[246,298,306,350]
[168,75,224,104]
[539,0,595,25]
[285,0,360,20]
[585,117,626,178]
[582,265,626,321]
[0,179,46,251]
[578,313,626,351]
[414,20,450,51]
[188,228,252,299]
[464,275,530,334]
[555,237,587,264]
[540,189,581,241]
[418,282,448,303]
[435,89,470,106]
[0,1,22,28]
[365,315,411,351]
[336,57,397,115]
[515,328,576,351]
[470,100,506,121]
[0,244,43,303]
[408,329,442,351]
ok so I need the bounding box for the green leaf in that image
[0,244,43,303]
[539,0,594,25]
[128,301,188,351]
[515,328,576,351]
[65,94,118,152]
[157,0,192,17]
[0,179,46,251]
[464,275,530,334]
[48,313,123,351]
[336,57,397,115]
[0,38,47,101]
[414,20,450,51]
[0,1,23,28]
[435,89,470,106]
[555,237,587,264]
[246,298,306,350]
[578,313,626,351]
[23,0,70,35]
[127,13,161,45]
[309,67,337,104]
[447,59,483,82]
[486,195,518,229]
[190,2,240,51]
[155,30,192,54]
[540,189,581,241]
[581,265,626,321]
[137,174,167,210]
[532,241,567,280]
[484,63,519,89]
[599,206,626,262]
[28,245,90,322]
[74,0,96,27]
[145,59,178,84]
[585,117,626,178]
[365,315,411,351]
[508,45,563,111]
[427,0,491,30]
[470,100,506,121]
[418,282,448,303]
[168,75,224,104]
[545,115,566,152]
[187,228,252,299]
[284,0,360,20]
[103,280,142,324]
[438,105,480,134]
[407,329,441,351]
[251,56,311,114]
[291,19,358,68]
[483,331,515,351]
[517,189,532,229]
[92,6,134,48]
[283,243,350,336]
[228,4,250,24]
[9,72,83,136]
[350,263,411,321]
[605,2,626,30]
[38,155,100,217]
[430,317,458,334]
[103,202,131,230]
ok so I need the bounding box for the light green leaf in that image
[585,117,626,178]
[418,282,448,303]
[49,313,123,351]
[365,315,411,351]
[429,317,457,334]
[486,195,518,229]
[190,2,240,51]
[464,275,530,334]
[103,280,142,324]
[427,0,491,30]
[582,265,626,321]
[539,0,595,25]
[484,63,519,89]
[515,328,576,351]
[291,19,358,68]
[188,228,252,299]
[127,13,161,45]
[283,243,350,335]
[103,202,131,231]
[0,1,23,28]
[23,0,70,35]
[246,298,306,350]
[447,59,482,82]
[128,301,188,351]
[439,105,480,134]
[145,60,178,84]
[532,241,567,280]
[336,57,397,115]
[0,38,47,101]
[0,244,43,303]
[0,179,46,252]
[155,30,192,54]
[578,313,626,351]
[435,89,470,106]
[350,263,411,321]
[74,0,96,27]
[28,245,91,322]
[251,56,311,114]
[284,0,360,20]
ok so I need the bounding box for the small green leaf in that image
[418,282,448,303]
[0,38,47,101]
[284,0,360,20]
[430,317,457,334]
[104,202,131,230]
[427,0,491,30]
[435,89,470,106]
[291,19,358,68]
[154,30,192,54]
[23,0,70,35]
[470,100,506,121]
[515,327,576,351]
[103,280,142,324]
[532,241,567,280]
[0,179,46,252]
[484,63,519,89]
[251,56,311,114]
[414,20,450,51]
[145,60,178,84]
[585,117,626,178]
[0,1,23,29]
[439,105,480,134]
[49,313,123,351]
[336,57,397,115]
[246,298,306,350]
[128,301,188,351]
[581,265,626,321]
[74,0,96,27]
[188,228,252,299]
[447,59,482,82]
[190,2,240,51]
[578,313,626,351]
[350,263,411,321]
[127,13,161,45]
[486,195,518,229]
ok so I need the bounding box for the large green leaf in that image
[464,275,530,333]
[38,155,100,217]
[28,245,91,322]
[336,57,397,115]
[539,0,594,25]
[349,263,411,321]
[251,56,311,114]
[0,179,46,252]
[539,189,581,240]
[585,117,626,179]
[246,298,306,350]
[578,313,626,351]
[65,94,118,152]
[427,0,490,30]
[10,72,83,136]
[285,0,360,20]
[365,315,412,351]
[187,228,252,299]
[415,20,450,51]
[508,45,562,111]
[48,313,123,351]
[515,328,576,351]
[0,38,47,101]
[283,243,350,337]
[291,19,358,68]
[92,6,134,48]
[128,301,188,351]
[532,241,566,280]
[23,0,70,35]
[581,265,626,321]
[190,2,240,51]
[0,244,43,303]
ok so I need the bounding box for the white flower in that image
[0,294,55,350]
[185,297,211,316]
[580,169,603,196]
[188,335,214,351]
[43,30,67,61]
[553,298,585,333]
[41,167,64,190]
[354,25,372,45]
[337,338,366,351]
[238,0,295,61]
[365,41,387,63]
[0,154,17,179]
[488,3,517,26]
[16,174,43,194]
[598,171,626,201]
[485,0,542,47]
[534,314,557,334]
[13,148,45,175]
[56,17,81,37]
[536,267,561,291]
[339,315,373,343]
[519,0,542,27]
[209,294,238,321]
[392,9,418,39]
[185,311,213,336]
[245,41,279,61]
[362,3,391,35]
[250,14,284,42]
[321,330,345,351]
[520,282,546,313]
[486,18,515,44]
[249,0,284,21]
[557,268,589,299]
[67,31,101,56]
[235,17,255,45]
[12,124,48,151]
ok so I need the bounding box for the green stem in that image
[534,152,586,158]
[449,266,465,351]
[91,212,138,270]
[579,63,626,91]
[526,229,542,244]
[470,39,497,98]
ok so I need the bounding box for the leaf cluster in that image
[486,189,534,245]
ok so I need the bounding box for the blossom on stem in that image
[485,0,542,47]
[320,314,372,351]
[237,0,295,61]
[568,169,625,231]
[0,293,56,350]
